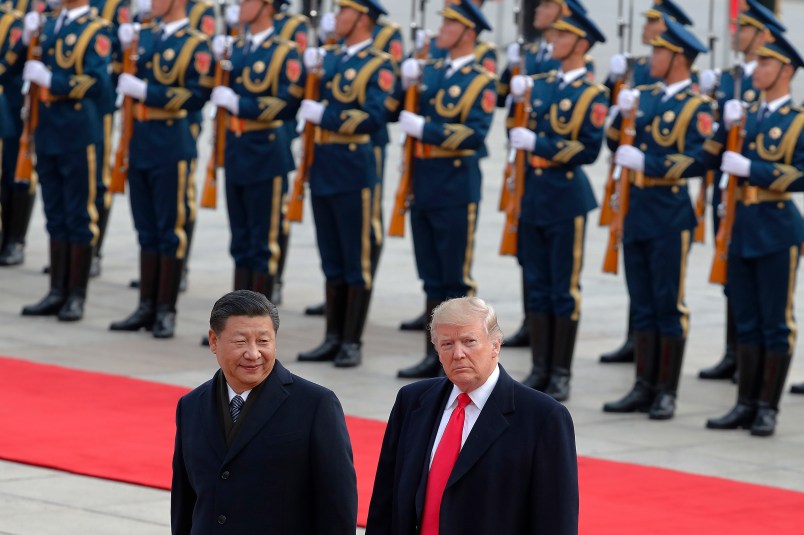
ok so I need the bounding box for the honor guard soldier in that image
[110,0,212,338]
[394,0,497,378]
[602,15,718,420]
[706,27,804,435]
[295,0,395,368]
[599,0,694,365]
[697,0,783,382]
[19,0,112,321]
[506,8,607,400]
[0,5,31,267]
[208,0,303,301]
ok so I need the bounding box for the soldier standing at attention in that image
[110,0,212,338]
[19,0,112,321]
[295,0,395,368]
[602,15,718,420]
[706,26,804,436]
[507,7,608,401]
[393,0,497,379]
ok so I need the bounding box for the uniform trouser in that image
[728,245,799,354]
[370,145,385,271]
[128,162,190,258]
[518,215,586,319]
[624,230,691,337]
[225,175,285,274]
[36,147,99,246]
[94,114,113,227]
[411,203,478,302]
[311,189,372,288]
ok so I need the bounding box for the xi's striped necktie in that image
[230,394,244,423]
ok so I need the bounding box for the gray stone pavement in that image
[2,1,804,533]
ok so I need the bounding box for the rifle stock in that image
[693,171,713,243]
[498,64,522,213]
[110,32,139,194]
[15,32,41,185]
[709,124,743,284]
[499,86,530,256]
[287,68,320,222]
[388,83,418,237]
[599,79,626,227]
[201,54,230,209]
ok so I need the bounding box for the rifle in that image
[287,0,321,223]
[709,62,744,285]
[388,0,426,237]
[693,0,719,243]
[109,18,139,194]
[599,0,632,226]
[15,3,41,185]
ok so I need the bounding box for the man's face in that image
[642,17,664,45]
[753,56,784,90]
[649,46,673,77]
[335,5,361,38]
[534,1,561,31]
[435,17,466,50]
[151,0,172,18]
[239,0,265,24]
[550,29,580,60]
[209,315,276,393]
[435,319,500,393]
[734,24,763,54]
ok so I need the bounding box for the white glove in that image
[415,28,428,50]
[22,60,52,89]
[401,58,421,89]
[509,127,536,152]
[510,74,533,99]
[299,99,325,125]
[614,144,645,172]
[617,88,640,113]
[22,12,40,46]
[116,73,147,100]
[118,23,138,50]
[303,47,326,70]
[399,110,425,139]
[225,5,240,27]
[507,42,520,65]
[136,0,151,15]
[721,151,751,178]
[320,12,335,35]
[609,53,627,78]
[723,99,744,130]
[211,86,239,115]
[699,69,718,95]
[212,35,232,61]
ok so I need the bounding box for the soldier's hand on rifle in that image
[300,100,325,125]
[509,127,536,152]
[22,60,51,89]
[399,111,424,140]
[225,5,240,28]
[614,145,645,172]
[401,58,421,89]
[609,53,628,79]
[303,47,326,71]
[318,12,336,42]
[510,74,532,101]
[616,88,639,114]
[506,42,520,65]
[211,86,239,115]
[22,11,40,46]
[415,29,429,51]
[117,73,147,101]
[118,23,138,50]
[212,35,233,61]
[699,69,719,96]
[723,99,744,130]
[721,151,751,178]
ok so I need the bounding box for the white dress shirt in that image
[445,52,474,78]
[161,18,189,40]
[661,78,691,101]
[227,383,252,404]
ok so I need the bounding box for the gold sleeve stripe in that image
[288,84,304,99]
[68,76,96,98]
[703,139,723,155]
[442,124,474,150]
[665,154,695,180]
[257,97,287,122]
[553,141,585,164]
[165,88,192,110]
[769,164,804,192]
[338,109,369,134]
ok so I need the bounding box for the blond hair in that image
[430,297,504,344]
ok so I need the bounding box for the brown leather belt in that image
[630,174,687,188]
[314,128,369,145]
[415,142,474,159]
[228,118,283,134]
[134,104,187,121]
[735,186,792,205]
[530,155,559,168]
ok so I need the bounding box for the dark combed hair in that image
[209,290,280,334]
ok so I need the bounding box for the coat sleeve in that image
[311,390,358,535]
[170,397,196,535]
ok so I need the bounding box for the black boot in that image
[334,285,372,368]
[521,313,552,391]
[751,350,792,437]
[791,382,804,394]
[699,301,737,380]
[298,281,347,361]
[546,317,578,402]
[599,305,635,363]
[58,243,93,321]
[22,240,69,315]
[111,251,159,331]
[399,310,427,331]
[89,200,111,278]
[0,187,35,266]
[603,331,658,412]
[397,300,442,378]
[152,256,184,339]
[649,336,686,420]
[233,267,252,291]
[706,345,762,430]
[252,271,274,304]
[503,275,530,347]
[304,302,325,316]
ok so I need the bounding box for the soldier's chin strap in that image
[743,25,762,56]
[342,12,363,42]
[766,61,786,94]
[661,51,677,81]
[444,26,468,53]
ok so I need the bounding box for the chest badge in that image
[64,34,76,46]
[162,49,175,61]
[344,68,356,81]
[559,98,571,112]
[769,127,782,140]
[663,110,676,122]
[253,60,266,74]
[744,89,756,102]
[448,85,461,98]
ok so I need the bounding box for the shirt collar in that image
[558,67,586,85]
[162,18,189,39]
[742,60,757,76]
[762,94,791,114]
[226,383,252,404]
[344,38,372,58]
[58,5,90,25]
[445,364,500,412]
[446,53,475,73]
[248,26,274,48]
[662,78,691,98]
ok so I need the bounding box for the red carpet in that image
[1,355,802,532]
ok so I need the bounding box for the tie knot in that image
[457,393,471,409]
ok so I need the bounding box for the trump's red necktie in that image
[420,393,471,535]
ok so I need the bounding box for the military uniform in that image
[510,9,607,402]
[109,19,212,338]
[603,16,718,420]
[220,29,303,299]
[706,27,804,435]
[296,0,395,368]
[0,6,32,267]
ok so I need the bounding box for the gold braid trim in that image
[768,165,804,192]
[650,95,703,153]
[153,35,199,87]
[549,84,603,139]
[331,55,387,106]
[56,20,105,74]
[243,40,290,95]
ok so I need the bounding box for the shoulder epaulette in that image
[636,82,661,92]
[471,63,497,81]
[532,72,553,81]
[187,27,209,41]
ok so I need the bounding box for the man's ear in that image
[208,329,218,353]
